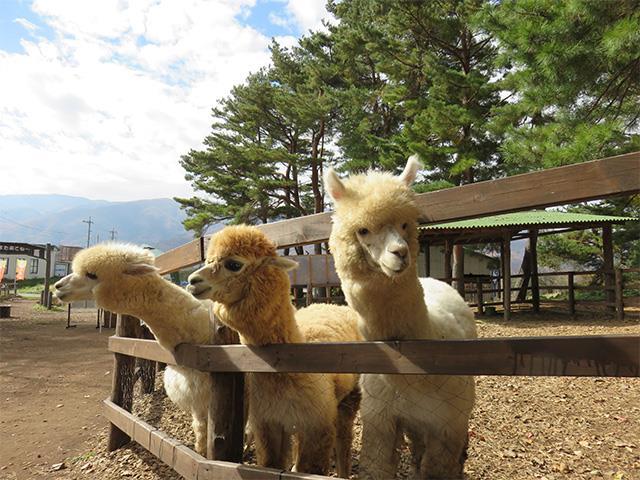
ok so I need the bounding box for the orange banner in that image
[15,259,27,281]
[0,258,6,283]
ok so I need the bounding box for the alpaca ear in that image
[399,154,422,186]
[124,263,159,276]
[269,257,299,271]
[324,168,347,202]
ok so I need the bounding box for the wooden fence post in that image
[107,314,139,451]
[615,268,624,321]
[476,278,484,315]
[568,272,575,316]
[207,313,244,462]
[138,324,156,394]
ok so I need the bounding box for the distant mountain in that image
[0,195,194,252]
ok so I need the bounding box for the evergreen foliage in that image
[177,0,639,271]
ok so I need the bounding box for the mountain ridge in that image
[0,195,193,251]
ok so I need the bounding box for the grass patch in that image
[32,303,65,313]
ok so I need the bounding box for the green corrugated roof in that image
[421,211,635,231]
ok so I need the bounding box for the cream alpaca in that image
[324,156,477,479]
[53,243,213,455]
[187,225,361,477]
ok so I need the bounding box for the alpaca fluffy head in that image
[187,225,297,306]
[324,155,422,279]
[53,243,158,302]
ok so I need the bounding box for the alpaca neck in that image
[225,288,303,346]
[101,275,210,350]
[344,265,433,341]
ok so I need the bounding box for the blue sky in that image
[0,0,331,201]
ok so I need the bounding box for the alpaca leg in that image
[421,432,468,479]
[191,411,208,456]
[254,422,291,469]
[359,414,403,480]
[406,427,426,479]
[295,422,335,475]
[335,387,361,478]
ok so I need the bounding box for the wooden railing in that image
[442,267,639,318]
[105,152,640,480]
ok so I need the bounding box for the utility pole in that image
[82,217,94,248]
[109,227,117,241]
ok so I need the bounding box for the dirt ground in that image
[0,297,638,480]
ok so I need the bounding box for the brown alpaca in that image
[187,225,361,477]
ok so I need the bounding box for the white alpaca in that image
[53,243,214,455]
[324,156,477,479]
[187,225,362,477]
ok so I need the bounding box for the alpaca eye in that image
[402,223,408,230]
[224,260,243,272]
[86,272,98,280]
[357,228,369,236]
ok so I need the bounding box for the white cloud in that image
[0,0,282,201]
[13,17,39,32]
[285,0,334,33]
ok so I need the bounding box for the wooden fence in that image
[447,267,639,318]
[105,152,640,480]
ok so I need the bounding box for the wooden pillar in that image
[43,243,53,309]
[568,272,576,315]
[602,225,615,312]
[502,234,511,321]
[444,239,453,285]
[423,241,431,277]
[530,230,540,313]
[453,244,465,298]
[138,324,156,394]
[207,314,244,462]
[615,268,624,321]
[107,314,139,451]
[476,278,484,315]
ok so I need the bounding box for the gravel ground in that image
[10,304,640,480]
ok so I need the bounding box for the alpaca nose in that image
[189,275,204,286]
[389,245,408,259]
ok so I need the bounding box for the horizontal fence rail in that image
[155,152,640,274]
[103,400,329,480]
[109,335,640,377]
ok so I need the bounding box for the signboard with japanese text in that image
[0,242,46,260]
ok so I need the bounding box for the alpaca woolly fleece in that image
[54,243,214,454]
[188,225,361,477]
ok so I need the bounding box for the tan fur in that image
[54,243,212,454]
[188,225,361,477]
[325,161,477,479]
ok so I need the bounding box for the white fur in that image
[53,242,215,455]
[325,157,477,479]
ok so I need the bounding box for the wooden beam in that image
[108,336,640,377]
[444,239,453,285]
[103,400,320,480]
[603,224,616,312]
[530,229,540,313]
[416,151,640,224]
[454,244,465,297]
[154,152,640,273]
[155,238,203,275]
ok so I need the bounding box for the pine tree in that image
[329,0,504,186]
[483,0,640,170]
